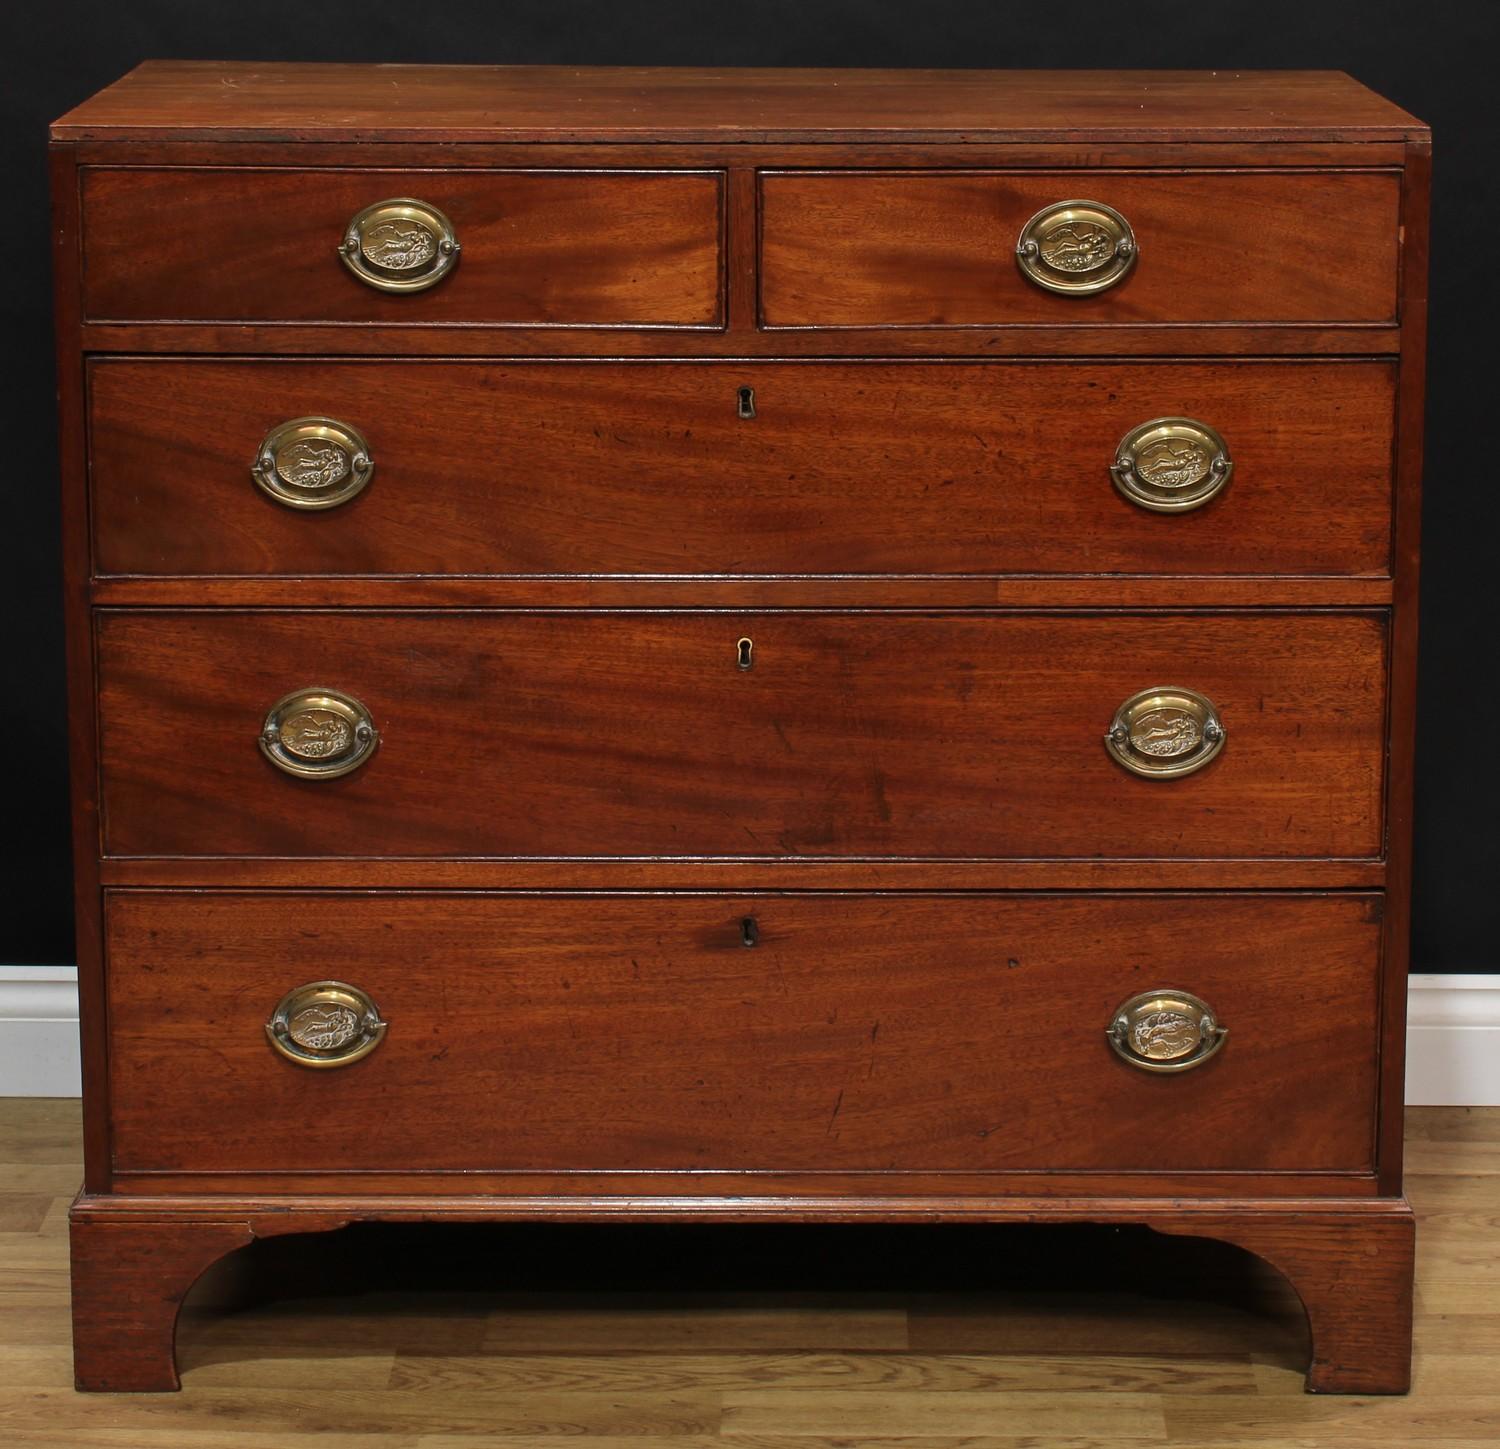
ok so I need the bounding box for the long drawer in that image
[89,359,1395,579]
[760,170,1401,326]
[96,610,1387,860]
[105,891,1381,1176]
[80,167,725,326]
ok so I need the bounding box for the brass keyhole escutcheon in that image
[1016,200,1137,296]
[1105,686,1224,780]
[252,416,373,511]
[737,637,754,670]
[259,687,379,780]
[339,197,460,293]
[737,386,756,419]
[1112,417,1233,513]
[1107,989,1227,1073]
[266,981,388,1068]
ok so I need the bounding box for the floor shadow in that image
[181,1219,1308,1371]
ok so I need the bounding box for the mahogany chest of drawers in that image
[51,64,1428,1394]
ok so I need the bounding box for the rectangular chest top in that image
[51,63,1425,144]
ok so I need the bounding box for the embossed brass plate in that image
[340,197,459,292]
[1112,416,1233,513]
[1105,686,1225,779]
[1107,989,1227,1073]
[266,981,387,1068]
[1016,200,1137,295]
[259,687,378,780]
[252,416,373,510]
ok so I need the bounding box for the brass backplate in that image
[1112,416,1233,513]
[1016,200,1137,295]
[1105,686,1225,780]
[252,416,373,510]
[266,980,387,1068]
[259,686,379,780]
[1107,988,1227,1073]
[340,197,460,293]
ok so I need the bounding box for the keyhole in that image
[741,916,759,947]
[737,386,756,420]
[737,637,754,670]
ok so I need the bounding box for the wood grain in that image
[88,359,1396,581]
[49,146,112,1196]
[81,168,725,327]
[105,1170,1386,1200]
[63,1184,1421,1400]
[70,1219,260,1390]
[1377,140,1432,1196]
[1150,1209,1414,1393]
[94,610,1389,861]
[51,64,1427,144]
[59,1190,1423,1402]
[87,576,1398,610]
[94,856,1390,892]
[103,890,1381,1176]
[65,136,1416,169]
[760,171,1400,326]
[22,1101,1487,1415]
[50,65,1429,1405]
[78,316,1404,358]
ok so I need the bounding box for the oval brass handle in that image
[259,687,379,780]
[1105,686,1224,779]
[339,197,459,293]
[266,981,387,1068]
[1108,989,1227,1073]
[1112,417,1233,513]
[1016,200,1137,295]
[253,416,373,510]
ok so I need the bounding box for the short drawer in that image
[760,170,1400,327]
[89,359,1395,579]
[96,610,1387,860]
[80,167,724,326]
[105,891,1381,1177]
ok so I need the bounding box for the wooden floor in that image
[1,1101,1496,1446]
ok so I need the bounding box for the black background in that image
[4,1,1495,969]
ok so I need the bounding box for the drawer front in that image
[96,610,1386,860]
[105,891,1381,1176]
[80,168,724,326]
[760,171,1400,326]
[90,359,1394,579]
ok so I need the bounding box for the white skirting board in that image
[1,967,1498,1104]
[0,967,85,1098]
[1403,974,1500,1107]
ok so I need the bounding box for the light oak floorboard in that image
[0,1099,1494,1445]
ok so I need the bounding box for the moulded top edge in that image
[51,63,1430,144]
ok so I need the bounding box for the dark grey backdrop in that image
[5,1,1494,969]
